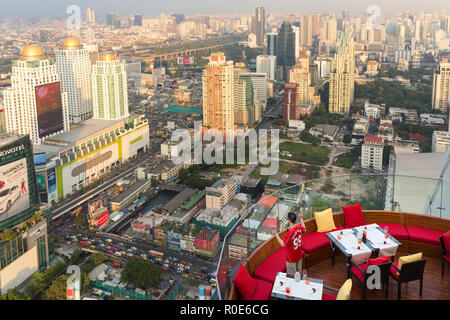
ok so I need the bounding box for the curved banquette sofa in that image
[227,210,450,300]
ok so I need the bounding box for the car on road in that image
[90,245,96,249]
[180,260,187,265]
[121,251,127,255]
[131,246,137,251]
[114,252,121,256]
[112,248,118,252]
[127,253,133,257]
[107,250,113,254]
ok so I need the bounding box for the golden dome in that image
[61,37,81,50]
[99,55,118,62]
[20,45,45,62]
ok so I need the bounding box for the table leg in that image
[331,242,335,267]
[346,257,352,279]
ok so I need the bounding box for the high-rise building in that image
[202,53,234,131]
[250,73,268,110]
[267,33,278,56]
[432,57,450,113]
[3,45,70,144]
[106,12,115,26]
[56,38,92,124]
[329,29,355,114]
[289,49,320,107]
[233,69,253,126]
[86,8,96,24]
[252,7,265,47]
[277,22,296,81]
[361,136,383,171]
[292,26,301,59]
[92,55,129,121]
[283,83,299,121]
[300,14,313,47]
[432,131,450,152]
[134,14,143,26]
[256,55,277,81]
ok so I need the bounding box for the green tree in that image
[0,288,29,300]
[151,178,159,187]
[70,249,83,264]
[75,214,86,229]
[121,258,162,290]
[90,252,105,266]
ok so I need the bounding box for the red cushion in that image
[233,264,256,299]
[253,246,287,283]
[368,255,391,266]
[322,293,337,300]
[342,203,365,228]
[442,231,450,251]
[406,226,444,246]
[351,263,368,282]
[301,226,344,254]
[377,223,409,240]
[390,261,400,280]
[245,278,273,300]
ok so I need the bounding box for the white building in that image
[3,45,70,144]
[432,131,450,153]
[250,73,268,109]
[314,56,332,79]
[92,55,129,121]
[56,38,92,124]
[432,57,450,113]
[256,55,277,81]
[361,136,384,171]
[364,102,381,119]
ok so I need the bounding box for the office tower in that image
[292,26,301,59]
[3,45,70,144]
[202,53,234,131]
[56,38,92,124]
[327,19,337,47]
[342,9,349,22]
[86,8,96,24]
[329,29,355,114]
[87,28,96,43]
[134,14,143,26]
[92,55,129,121]
[421,21,428,42]
[314,56,332,79]
[277,22,296,81]
[361,136,384,171]
[283,83,299,121]
[252,7,265,47]
[250,73,268,111]
[172,14,185,25]
[256,55,277,81]
[106,12,115,26]
[300,14,313,47]
[289,49,320,107]
[312,14,320,37]
[267,33,278,56]
[233,69,253,125]
[432,57,450,113]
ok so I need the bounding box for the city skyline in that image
[1,0,450,19]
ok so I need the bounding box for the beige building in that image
[329,29,355,114]
[205,178,237,210]
[289,49,320,108]
[432,57,450,113]
[202,53,234,131]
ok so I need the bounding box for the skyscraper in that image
[283,83,299,121]
[289,49,320,107]
[92,55,129,121]
[106,12,115,26]
[202,53,234,131]
[329,29,355,114]
[233,68,253,126]
[86,8,96,24]
[432,57,450,113]
[267,33,278,56]
[300,14,313,47]
[256,55,277,81]
[253,7,265,47]
[134,14,143,26]
[277,22,296,81]
[56,38,92,124]
[3,45,70,144]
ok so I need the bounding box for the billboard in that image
[98,210,109,227]
[36,173,47,193]
[0,158,30,223]
[177,57,194,65]
[47,168,56,195]
[35,82,65,138]
[33,153,46,166]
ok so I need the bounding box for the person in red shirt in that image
[276,210,306,278]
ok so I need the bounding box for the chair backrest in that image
[399,259,427,283]
[440,236,446,253]
[365,262,392,285]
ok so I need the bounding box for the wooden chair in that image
[439,236,450,276]
[349,261,392,300]
[390,259,427,300]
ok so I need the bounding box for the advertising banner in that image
[47,168,56,195]
[35,82,65,138]
[36,173,47,193]
[98,210,109,227]
[0,158,30,223]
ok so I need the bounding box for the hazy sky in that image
[1,0,449,18]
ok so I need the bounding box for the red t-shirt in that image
[283,224,306,263]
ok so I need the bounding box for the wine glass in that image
[384,226,389,239]
[303,269,310,285]
[357,232,363,245]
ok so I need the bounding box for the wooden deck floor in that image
[306,252,450,300]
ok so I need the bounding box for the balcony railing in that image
[214,173,450,300]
